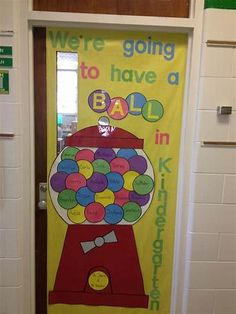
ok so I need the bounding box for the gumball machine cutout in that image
[49,120,154,308]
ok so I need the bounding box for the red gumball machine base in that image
[49,224,149,308]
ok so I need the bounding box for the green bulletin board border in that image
[205,0,236,9]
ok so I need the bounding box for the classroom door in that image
[33,2,190,314]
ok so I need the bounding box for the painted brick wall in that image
[186,9,236,314]
[0,1,26,313]
[0,2,235,314]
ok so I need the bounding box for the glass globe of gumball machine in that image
[48,118,155,308]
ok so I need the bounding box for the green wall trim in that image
[205,0,236,9]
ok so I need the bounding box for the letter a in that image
[110,100,124,116]
[168,72,179,85]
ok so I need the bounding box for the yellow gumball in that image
[123,171,139,191]
[77,160,93,179]
[67,204,86,224]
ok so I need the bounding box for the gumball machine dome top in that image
[65,124,144,149]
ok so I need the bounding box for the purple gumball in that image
[50,172,68,192]
[128,155,147,174]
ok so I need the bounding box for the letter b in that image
[88,90,111,113]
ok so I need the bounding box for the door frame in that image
[33,27,47,314]
[27,1,204,313]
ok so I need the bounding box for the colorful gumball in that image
[114,188,130,206]
[67,205,86,224]
[94,148,116,162]
[123,202,142,222]
[129,191,150,206]
[57,159,79,174]
[50,172,68,193]
[128,155,147,174]
[87,173,108,193]
[123,170,139,191]
[57,189,77,210]
[110,157,130,175]
[95,189,115,207]
[76,187,95,207]
[61,147,79,160]
[106,172,124,192]
[117,148,137,160]
[133,174,154,195]
[85,203,105,223]
[104,204,124,224]
[77,160,93,179]
[65,173,86,192]
[76,149,94,162]
[92,159,110,174]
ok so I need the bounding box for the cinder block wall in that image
[0,2,235,314]
[0,0,29,313]
[187,9,236,314]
